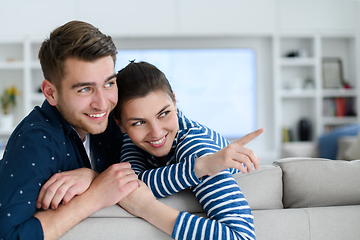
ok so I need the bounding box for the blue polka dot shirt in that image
[0,100,122,239]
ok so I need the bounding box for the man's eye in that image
[79,87,91,93]
[105,81,115,88]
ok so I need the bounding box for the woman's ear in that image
[172,91,177,106]
[41,80,58,106]
[113,116,126,133]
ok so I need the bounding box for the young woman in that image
[114,61,264,240]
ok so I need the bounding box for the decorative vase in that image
[0,114,14,132]
[298,118,311,141]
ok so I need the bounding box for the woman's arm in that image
[121,145,201,198]
[121,128,263,199]
[119,174,255,240]
[178,170,255,240]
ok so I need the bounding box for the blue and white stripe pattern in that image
[172,171,255,240]
[120,110,255,239]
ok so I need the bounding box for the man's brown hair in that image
[38,20,117,88]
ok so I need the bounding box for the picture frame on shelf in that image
[322,58,343,89]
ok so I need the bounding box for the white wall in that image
[1,0,358,38]
[1,0,359,165]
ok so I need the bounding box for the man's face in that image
[55,56,117,140]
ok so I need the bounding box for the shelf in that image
[281,141,318,158]
[281,89,316,98]
[30,62,41,69]
[322,89,357,97]
[322,116,358,125]
[280,57,316,66]
[0,61,24,69]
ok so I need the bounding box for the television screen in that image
[115,48,256,140]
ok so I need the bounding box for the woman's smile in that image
[146,133,168,148]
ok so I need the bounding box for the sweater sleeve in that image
[171,170,255,240]
[138,155,201,198]
[121,145,201,198]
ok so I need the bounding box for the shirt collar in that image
[41,100,77,136]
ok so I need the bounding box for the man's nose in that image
[91,89,107,110]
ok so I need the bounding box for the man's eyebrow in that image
[71,82,95,89]
[71,74,117,89]
[106,73,117,82]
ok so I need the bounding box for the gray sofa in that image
[61,157,360,240]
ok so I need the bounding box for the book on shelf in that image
[323,97,356,118]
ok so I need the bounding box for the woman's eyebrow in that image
[157,105,171,115]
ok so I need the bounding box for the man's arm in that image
[36,168,99,210]
[35,163,138,240]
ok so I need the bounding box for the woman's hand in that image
[194,127,264,178]
[118,180,179,235]
[118,180,156,218]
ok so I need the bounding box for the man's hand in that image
[37,168,99,210]
[87,162,139,210]
[34,162,139,240]
[194,127,265,178]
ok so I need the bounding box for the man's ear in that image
[41,80,58,106]
[113,116,126,133]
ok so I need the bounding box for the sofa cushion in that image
[305,205,360,240]
[252,205,360,240]
[233,165,283,210]
[252,208,310,240]
[274,157,360,208]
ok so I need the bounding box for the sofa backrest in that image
[274,157,360,208]
[233,165,283,210]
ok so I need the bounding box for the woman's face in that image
[118,91,179,158]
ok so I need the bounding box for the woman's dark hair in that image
[113,61,175,121]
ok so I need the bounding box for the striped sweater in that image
[120,110,255,240]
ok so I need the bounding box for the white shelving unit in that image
[0,39,25,136]
[274,32,359,157]
[0,38,44,139]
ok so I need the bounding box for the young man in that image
[0,20,139,240]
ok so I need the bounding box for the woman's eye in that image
[159,111,170,118]
[132,121,144,126]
